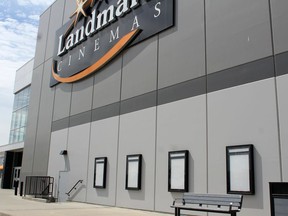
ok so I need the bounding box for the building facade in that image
[0,59,33,189]
[20,0,288,215]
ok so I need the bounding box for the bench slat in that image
[183,196,242,202]
[182,193,242,207]
[183,200,241,208]
[183,193,242,200]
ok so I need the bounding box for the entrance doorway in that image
[12,167,21,188]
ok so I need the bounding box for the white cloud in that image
[17,0,55,6]
[0,17,38,145]
[16,12,27,18]
[28,14,39,21]
[0,18,37,62]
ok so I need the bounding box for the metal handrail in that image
[25,176,54,198]
[66,180,83,196]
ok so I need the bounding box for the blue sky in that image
[0,0,54,145]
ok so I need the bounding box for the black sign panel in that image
[50,0,174,87]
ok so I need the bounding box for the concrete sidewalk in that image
[0,189,172,216]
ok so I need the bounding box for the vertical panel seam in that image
[47,82,57,175]
[115,54,124,206]
[268,0,283,181]
[31,6,52,175]
[47,0,65,174]
[85,115,93,202]
[62,0,67,25]
[204,0,209,197]
[43,7,52,63]
[84,74,96,202]
[153,34,160,211]
[30,64,45,175]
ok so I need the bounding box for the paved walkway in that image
[0,189,172,216]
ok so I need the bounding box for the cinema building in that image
[19,0,288,215]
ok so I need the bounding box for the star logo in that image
[70,0,109,27]
[70,0,91,26]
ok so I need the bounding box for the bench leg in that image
[231,212,236,216]
[174,208,180,216]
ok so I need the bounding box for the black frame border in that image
[125,154,142,191]
[226,144,255,195]
[93,157,107,189]
[269,182,288,216]
[168,150,189,192]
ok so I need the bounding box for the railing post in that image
[14,181,18,196]
[20,182,23,196]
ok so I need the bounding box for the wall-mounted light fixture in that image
[125,154,142,190]
[168,150,189,192]
[59,150,67,155]
[226,145,255,195]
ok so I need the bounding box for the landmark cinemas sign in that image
[50,0,174,87]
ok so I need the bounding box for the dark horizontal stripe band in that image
[207,56,275,93]
[52,117,69,132]
[69,111,92,128]
[158,76,206,105]
[120,91,157,115]
[275,51,288,76]
[92,102,120,122]
[52,52,288,132]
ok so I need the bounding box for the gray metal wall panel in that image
[86,117,119,206]
[207,79,281,216]
[21,65,44,181]
[63,0,76,23]
[206,0,272,74]
[45,0,65,61]
[116,108,156,210]
[122,36,158,100]
[14,59,33,93]
[70,77,94,116]
[67,123,90,202]
[48,129,68,198]
[276,74,288,181]
[32,59,55,175]
[155,96,207,213]
[33,9,50,69]
[158,0,205,89]
[53,83,72,121]
[270,0,288,54]
[93,58,122,109]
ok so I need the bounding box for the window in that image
[9,86,31,144]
